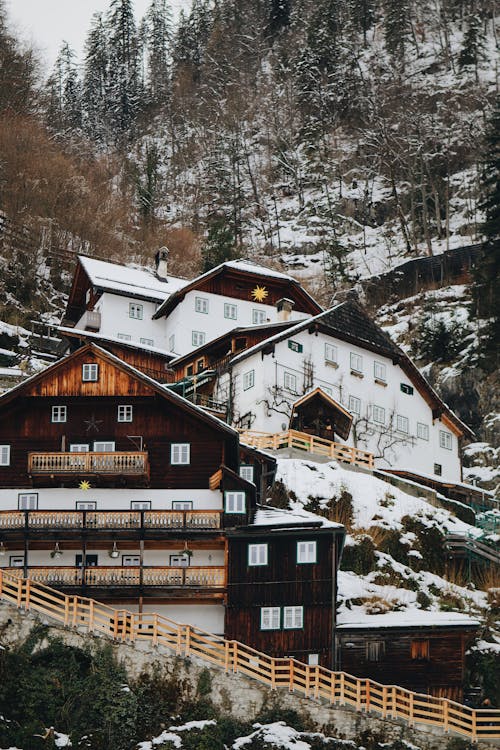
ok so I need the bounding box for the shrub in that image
[340,535,377,575]
[413,316,468,363]
[267,480,291,509]
[416,590,432,610]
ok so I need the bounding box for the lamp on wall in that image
[0,541,6,557]
[51,542,62,559]
[109,542,120,559]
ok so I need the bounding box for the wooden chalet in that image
[337,612,479,702]
[289,388,353,442]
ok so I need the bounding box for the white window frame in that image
[130,500,151,510]
[0,445,10,466]
[396,414,409,434]
[75,500,97,510]
[93,441,115,452]
[172,500,193,510]
[82,363,99,382]
[248,543,268,566]
[140,337,154,346]
[239,465,254,483]
[373,405,386,425]
[297,541,317,564]
[350,352,363,373]
[348,395,361,415]
[260,606,281,630]
[374,361,387,382]
[70,444,89,452]
[325,343,338,365]
[224,303,238,320]
[171,443,190,465]
[243,370,255,390]
[122,555,141,567]
[283,606,304,630]
[195,296,209,314]
[225,491,246,514]
[117,333,132,341]
[117,404,133,423]
[283,371,297,392]
[51,405,67,423]
[417,422,429,441]
[439,430,452,450]
[129,302,143,320]
[18,492,38,510]
[252,309,266,325]
[192,331,206,347]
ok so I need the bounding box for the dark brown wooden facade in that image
[337,623,478,701]
[225,524,345,668]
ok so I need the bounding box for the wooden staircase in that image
[0,570,498,743]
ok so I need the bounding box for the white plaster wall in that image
[2,548,225,568]
[142,603,225,634]
[228,328,461,482]
[163,290,310,357]
[76,293,168,349]
[0,488,222,512]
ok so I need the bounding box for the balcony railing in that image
[0,509,222,531]
[28,452,149,476]
[4,566,225,588]
[83,310,101,331]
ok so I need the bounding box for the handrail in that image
[0,570,498,742]
[0,509,222,531]
[239,429,374,470]
[445,533,500,565]
[4,566,226,588]
[28,451,149,475]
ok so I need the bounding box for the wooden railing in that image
[4,566,225,588]
[0,509,222,531]
[28,452,149,475]
[239,429,374,469]
[0,571,498,742]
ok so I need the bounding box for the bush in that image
[413,316,468,363]
[416,590,432,610]
[340,535,377,575]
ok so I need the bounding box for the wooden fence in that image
[28,451,149,476]
[0,509,222,531]
[0,570,498,742]
[239,429,374,469]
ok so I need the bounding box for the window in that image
[51,405,67,423]
[400,383,414,395]
[350,353,363,373]
[76,554,98,567]
[325,343,338,365]
[70,444,89,452]
[396,414,409,434]
[117,405,133,423]
[195,297,209,314]
[171,443,190,465]
[348,395,361,415]
[186,365,194,376]
[373,405,385,425]
[239,465,254,483]
[75,501,97,510]
[374,361,387,382]
[248,543,268,566]
[417,423,429,441]
[10,556,24,567]
[260,607,281,630]
[82,363,99,382]
[129,303,143,319]
[169,334,175,352]
[225,491,246,514]
[224,303,238,320]
[140,338,154,346]
[93,441,115,452]
[288,340,303,353]
[192,331,205,347]
[117,333,132,341]
[284,371,297,392]
[0,445,10,466]
[439,430,452,450]
[130,500,151,510]
[196,359,204,373]
[122,555,140,567]
[283,606,303,629]
[366,641,386,662]
[411,639,430,660]
[170,554,190,567]
[243,370,255,390]
[172,500,193,510]
[434,463,442,476]
[18,493,38,510]
[297,541,317,564]
[308,654,319,666]
[252,309,266,325]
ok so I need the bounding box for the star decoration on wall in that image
[251,285,268,302]
[79,480,91,491]
[84,413,103,433]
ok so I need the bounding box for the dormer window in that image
[82,363,99,382]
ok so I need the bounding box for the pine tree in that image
[458,13,485,81]
[267,0,292,39]
[383,0,411,69]
[106,0,142,138]
[349,0,376,46]
[82,13,109,141]
[145,0,172,105]
[46,42,82,131]
[201,218,238,272]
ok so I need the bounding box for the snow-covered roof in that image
[79,255,186,302]
[58,326,174,359]
[252,505,343,529]
[337,610,480,629]
[223,258,294,280]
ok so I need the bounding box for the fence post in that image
[409,691,414,726]
[185,624,191,656]
[392,686,397,719]
[25,578,31,611]
[89,599,94,632]
[382,686,388,718]
[233,642,238,673]
[356,678,361,711]
[0,568,3,596]
[340,673,345,705]
[314,666,320,700]
[224,640,230,673]
[443,699,449,733]
[365,679,370,713]
[471,711,477,743]
[64,595,70,626]
[16,577,23,609]
[153,613,158,646]
[330,672,336,705]
[271,658,276,690]
[289,659,294,692]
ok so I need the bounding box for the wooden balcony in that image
[28,451,149,477]
[4,565,225,588]
[0,509,222,532]
[239,428,374,469]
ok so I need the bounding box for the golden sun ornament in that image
[251,285,268,302]
[79,480,91,491]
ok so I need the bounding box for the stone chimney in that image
[276,297,295,322]
[155,247,169,281]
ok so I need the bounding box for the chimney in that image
[276,297,295,322]
[155,247,169,281]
